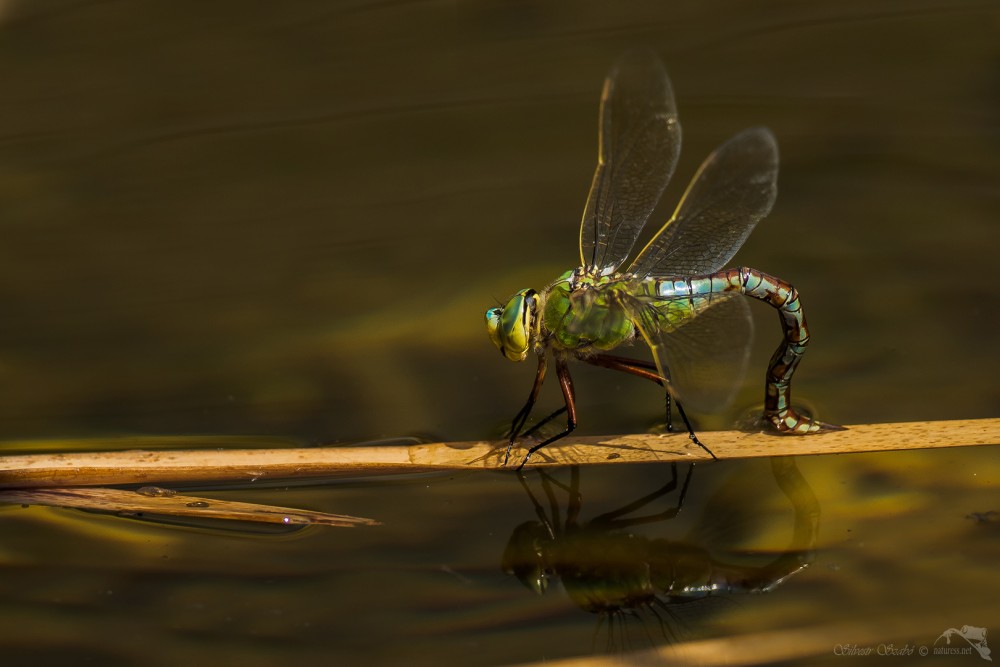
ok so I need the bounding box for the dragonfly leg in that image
[590,462,694,529]
[515,470,558,538]
[505,355,548,466]
[521,406,567,439]
[518,359,578,470]
[673,401,717,459]
[528,466,581,531]
[665,393,673,433]
[565,465,582,526]
[584,354,717,459]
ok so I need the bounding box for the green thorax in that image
[540,268,707,355]
[540,269,637,353]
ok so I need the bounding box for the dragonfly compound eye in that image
[486,289,538,362]
[485,307,503,351]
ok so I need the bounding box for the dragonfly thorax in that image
[540,268,638,355]
[485,288,542,362]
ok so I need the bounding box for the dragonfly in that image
[486,50,843,468]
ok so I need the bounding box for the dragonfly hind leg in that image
[590,462,694,529]
[584,354,718,460]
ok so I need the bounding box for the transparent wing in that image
[579,49,681,273]
[628,127,778,279]
[625,291,754,414]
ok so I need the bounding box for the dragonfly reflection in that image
[503,458,819,649]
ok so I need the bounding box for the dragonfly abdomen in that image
[634,268,836,433]
[638,275,736,332]
[707,267,834,434]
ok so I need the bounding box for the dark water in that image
[0,1,997,665]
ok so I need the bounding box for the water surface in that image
[0,1,997,664]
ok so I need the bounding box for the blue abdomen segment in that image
[649,267,828,434]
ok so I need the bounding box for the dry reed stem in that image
[0,418,996,489]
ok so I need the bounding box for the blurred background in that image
[0,1,997,665]
[0,0,996,443]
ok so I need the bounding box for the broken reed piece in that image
[0,485,380,527]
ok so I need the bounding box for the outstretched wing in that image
[579,49,681,274]
[628,127,778,279]
[625,290,754,414]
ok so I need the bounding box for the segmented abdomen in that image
[647,267,825,434]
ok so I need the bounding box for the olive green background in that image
[0,1,997,665]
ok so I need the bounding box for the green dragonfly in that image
[486,50,843,467]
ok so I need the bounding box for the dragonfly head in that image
[502,520,553,595]
[485,289,539,362]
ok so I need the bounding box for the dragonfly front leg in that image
[505,354,549,466]
[519,359,578,470]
